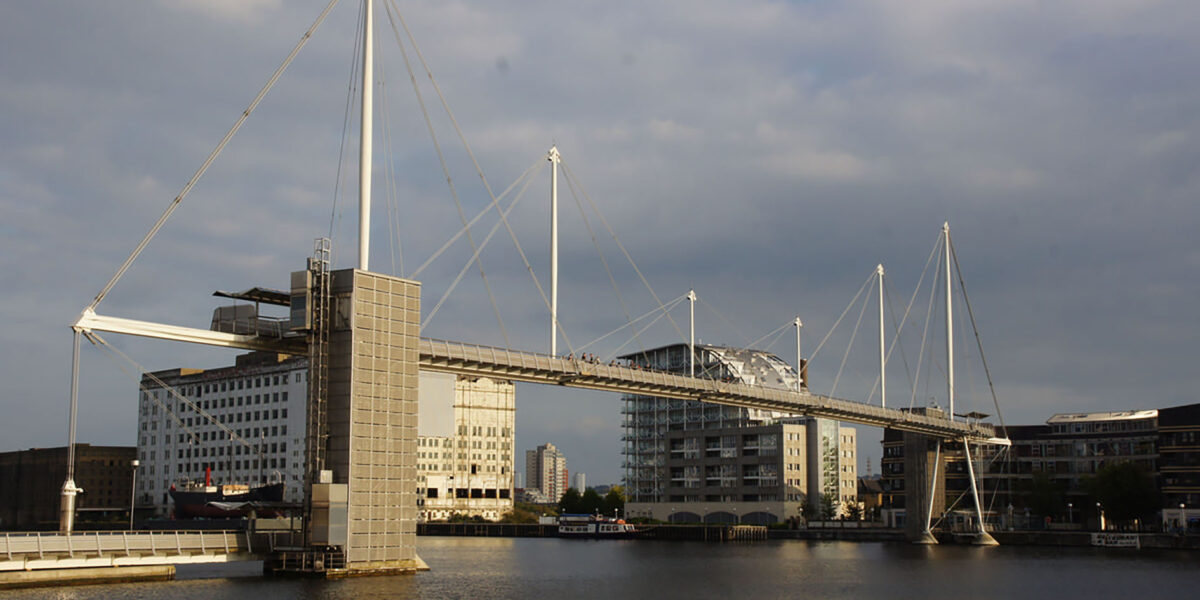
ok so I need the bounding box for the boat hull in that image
[170,482,286,519]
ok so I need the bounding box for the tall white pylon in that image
[358,0,374,270]
[687,289,697,377]
[944,222,954,419]
[878,264,886,409]
[793,317,803,392]
[548,145,560,356]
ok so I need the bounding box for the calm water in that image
[4,537,1197,599]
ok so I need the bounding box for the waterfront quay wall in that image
[419,523,558,537]
[418,523,767,541]
[990,531,1200,550]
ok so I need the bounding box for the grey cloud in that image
[3,0,1200,485]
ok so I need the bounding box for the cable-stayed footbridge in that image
[22,0,1010,583]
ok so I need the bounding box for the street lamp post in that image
[1096,502,1105,532]
[1181,503,1187,532]
[129,459,140,530]
[1067,502,1073,525]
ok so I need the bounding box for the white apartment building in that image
[135,352,309,515]
[137,354,518,522]
[416,373,516,521]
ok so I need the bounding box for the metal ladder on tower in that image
[303,237,332,546]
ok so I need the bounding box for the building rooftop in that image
[1045,409,1158,424]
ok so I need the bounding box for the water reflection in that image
[3,538,1195,600]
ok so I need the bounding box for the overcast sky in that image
[2,1,1199,486]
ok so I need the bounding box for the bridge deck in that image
[419,338,994,440]
[0,530,259,571]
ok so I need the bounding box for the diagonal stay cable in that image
[411,159,542,279]
[88,0,341,312]
[865,243,938,401]
[911,240,944,409]
[422,167,540,331]
[608,298,689,358]
[830,272,874,398]
[563,165,644,357]
[561,159,689,346]
[744,321,792,352]
[328,0,362,249]
[84,332,198,445]
[390,2,565,348]
[84,331,253,450]
[807,270,874,367]
[698,298,752,348]
[383,1,508,346]
[951,239,1008,437]
[375,23,402,276]
[575,294,687,354]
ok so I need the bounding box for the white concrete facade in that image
[416,375,515,521]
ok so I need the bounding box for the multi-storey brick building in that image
[0,444,136,529]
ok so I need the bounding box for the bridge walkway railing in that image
[0,530,255,571]
[419,338,995,440]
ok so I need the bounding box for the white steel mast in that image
[878,264,886,409]
[549,146,560,356]
[358,0,374,270]
[794,317,803,392]
[944,222,953,419]
[688,289,697,377]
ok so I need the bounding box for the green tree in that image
[558,488,583,514]
[801,496,819,520]
[580,488,604,515]
[846,502,863,521]
[820,493,836,520]
[499,505,539,524]
[602,488,626,518]
[1019,472,1066,518]
[1084,461,1159,524]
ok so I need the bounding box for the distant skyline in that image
[3,1,1200,486]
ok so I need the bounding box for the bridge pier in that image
[904,432,945,544]
[278,269,426,576]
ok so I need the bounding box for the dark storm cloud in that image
[2,1,1199,484]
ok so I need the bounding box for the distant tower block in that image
[325,269,422,571]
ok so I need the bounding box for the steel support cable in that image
[883,281,917,402]
[950,241,1009,437]
[806,270,874,367]
[575,294,687,354]
[562,167,644,357]
[388,3,560,347]
[608,300,687,358]
[864,243,938,402]
[560,160,689,347]
[747,319,795,353]
[864,279,920,403]
[328,1,363,246]
[829,273,874,398]
[83,332,198,445]
[83,331,253,450]
[698,298,752,348]
[87,0,341,312]
[422,168,539,330]
[374,28,402,276]
[382,2,509,347]
[911,242,944,409]
[411,159,542,279]
[757,325,792,356]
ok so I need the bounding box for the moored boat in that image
[557,514,641,539]
[169,467,287,519]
